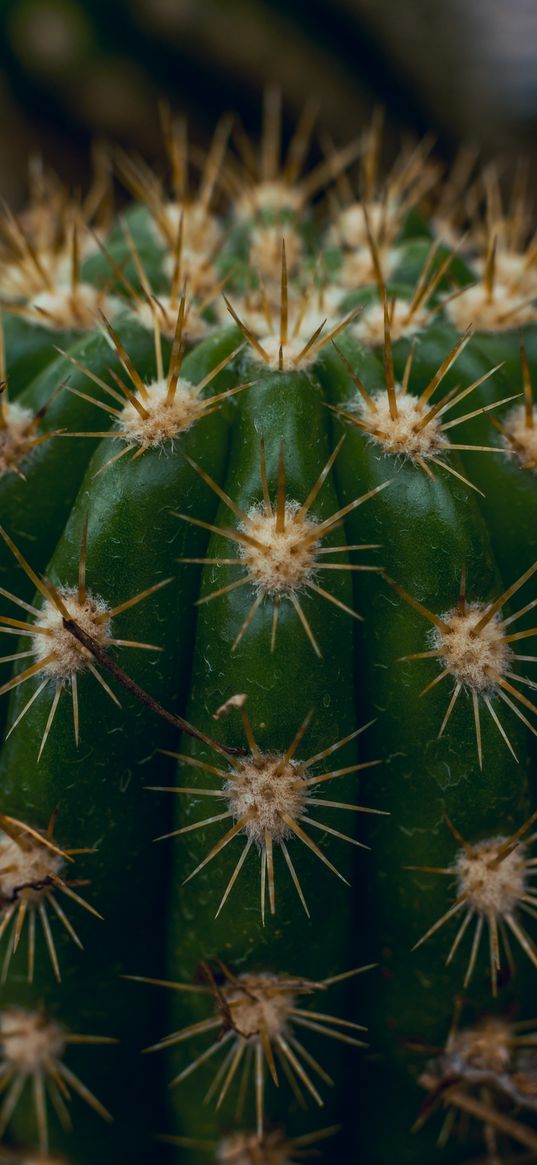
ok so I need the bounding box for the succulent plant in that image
[0,99,536,1165]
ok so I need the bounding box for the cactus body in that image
[0,105,537,1165]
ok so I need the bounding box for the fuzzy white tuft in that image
[0,1009,65,1072]
[353,299,429,346]
[0,403,35,476]
[239,503,319,594]
[432,603,511,694]
[358,386,448,459]
[222,973,295,1041]
[456,837,526,917]
[502,403,537,472]
[119,376,203,448]
[226,753,307,846]
[0,833,64,907]
[34,587,110,682]
[31,284,121,331]
[445,283,537,333]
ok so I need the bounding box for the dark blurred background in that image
[0,0,536,205]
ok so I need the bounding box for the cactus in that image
[0,99,536,1165]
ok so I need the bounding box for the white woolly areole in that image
[0,833,64,905]
[118,376,202,447]
[430,215,471,253]
[455,837,526,917]
[502,403,537,472]
[235,181,303,219]
[161,253,221,300]
[445,282,537,333]
[307,284,348,318]
[226,753,307,845]
[474,251,537,297]
[33,587,111,681]
[295,292,347,343]
[356,386,448,459]
[249,225,303,282]
[431,603,511,694]
[239,504,319,593]
[425,1015,537,1114]
[244,301,344,369]
[353,299,430,346]
[339,245,397,290]
[0,402,35,476]
[222,973,295,1040]
[152,201,222,255]
[1,262,47,302]
[447,1018,512,1079]
[223,286,345,365]
[133,296,209,342]
[330,200,386,249]
[0,1008,65,1071]
[31,284,121,331]
[0,233,100,304]
[248,332,320,371]
[218,1130,291,1165]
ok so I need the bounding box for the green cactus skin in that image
[159,368,375,1142]
[387,322,537,580]
[2,316,81,398]
[0,107,536,1165]
[319,338,532,1164]
[0,330,244,1161]
[0,319,163,731]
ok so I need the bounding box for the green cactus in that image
[0,100,537,1165]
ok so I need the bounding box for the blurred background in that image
[0,0,536,206]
